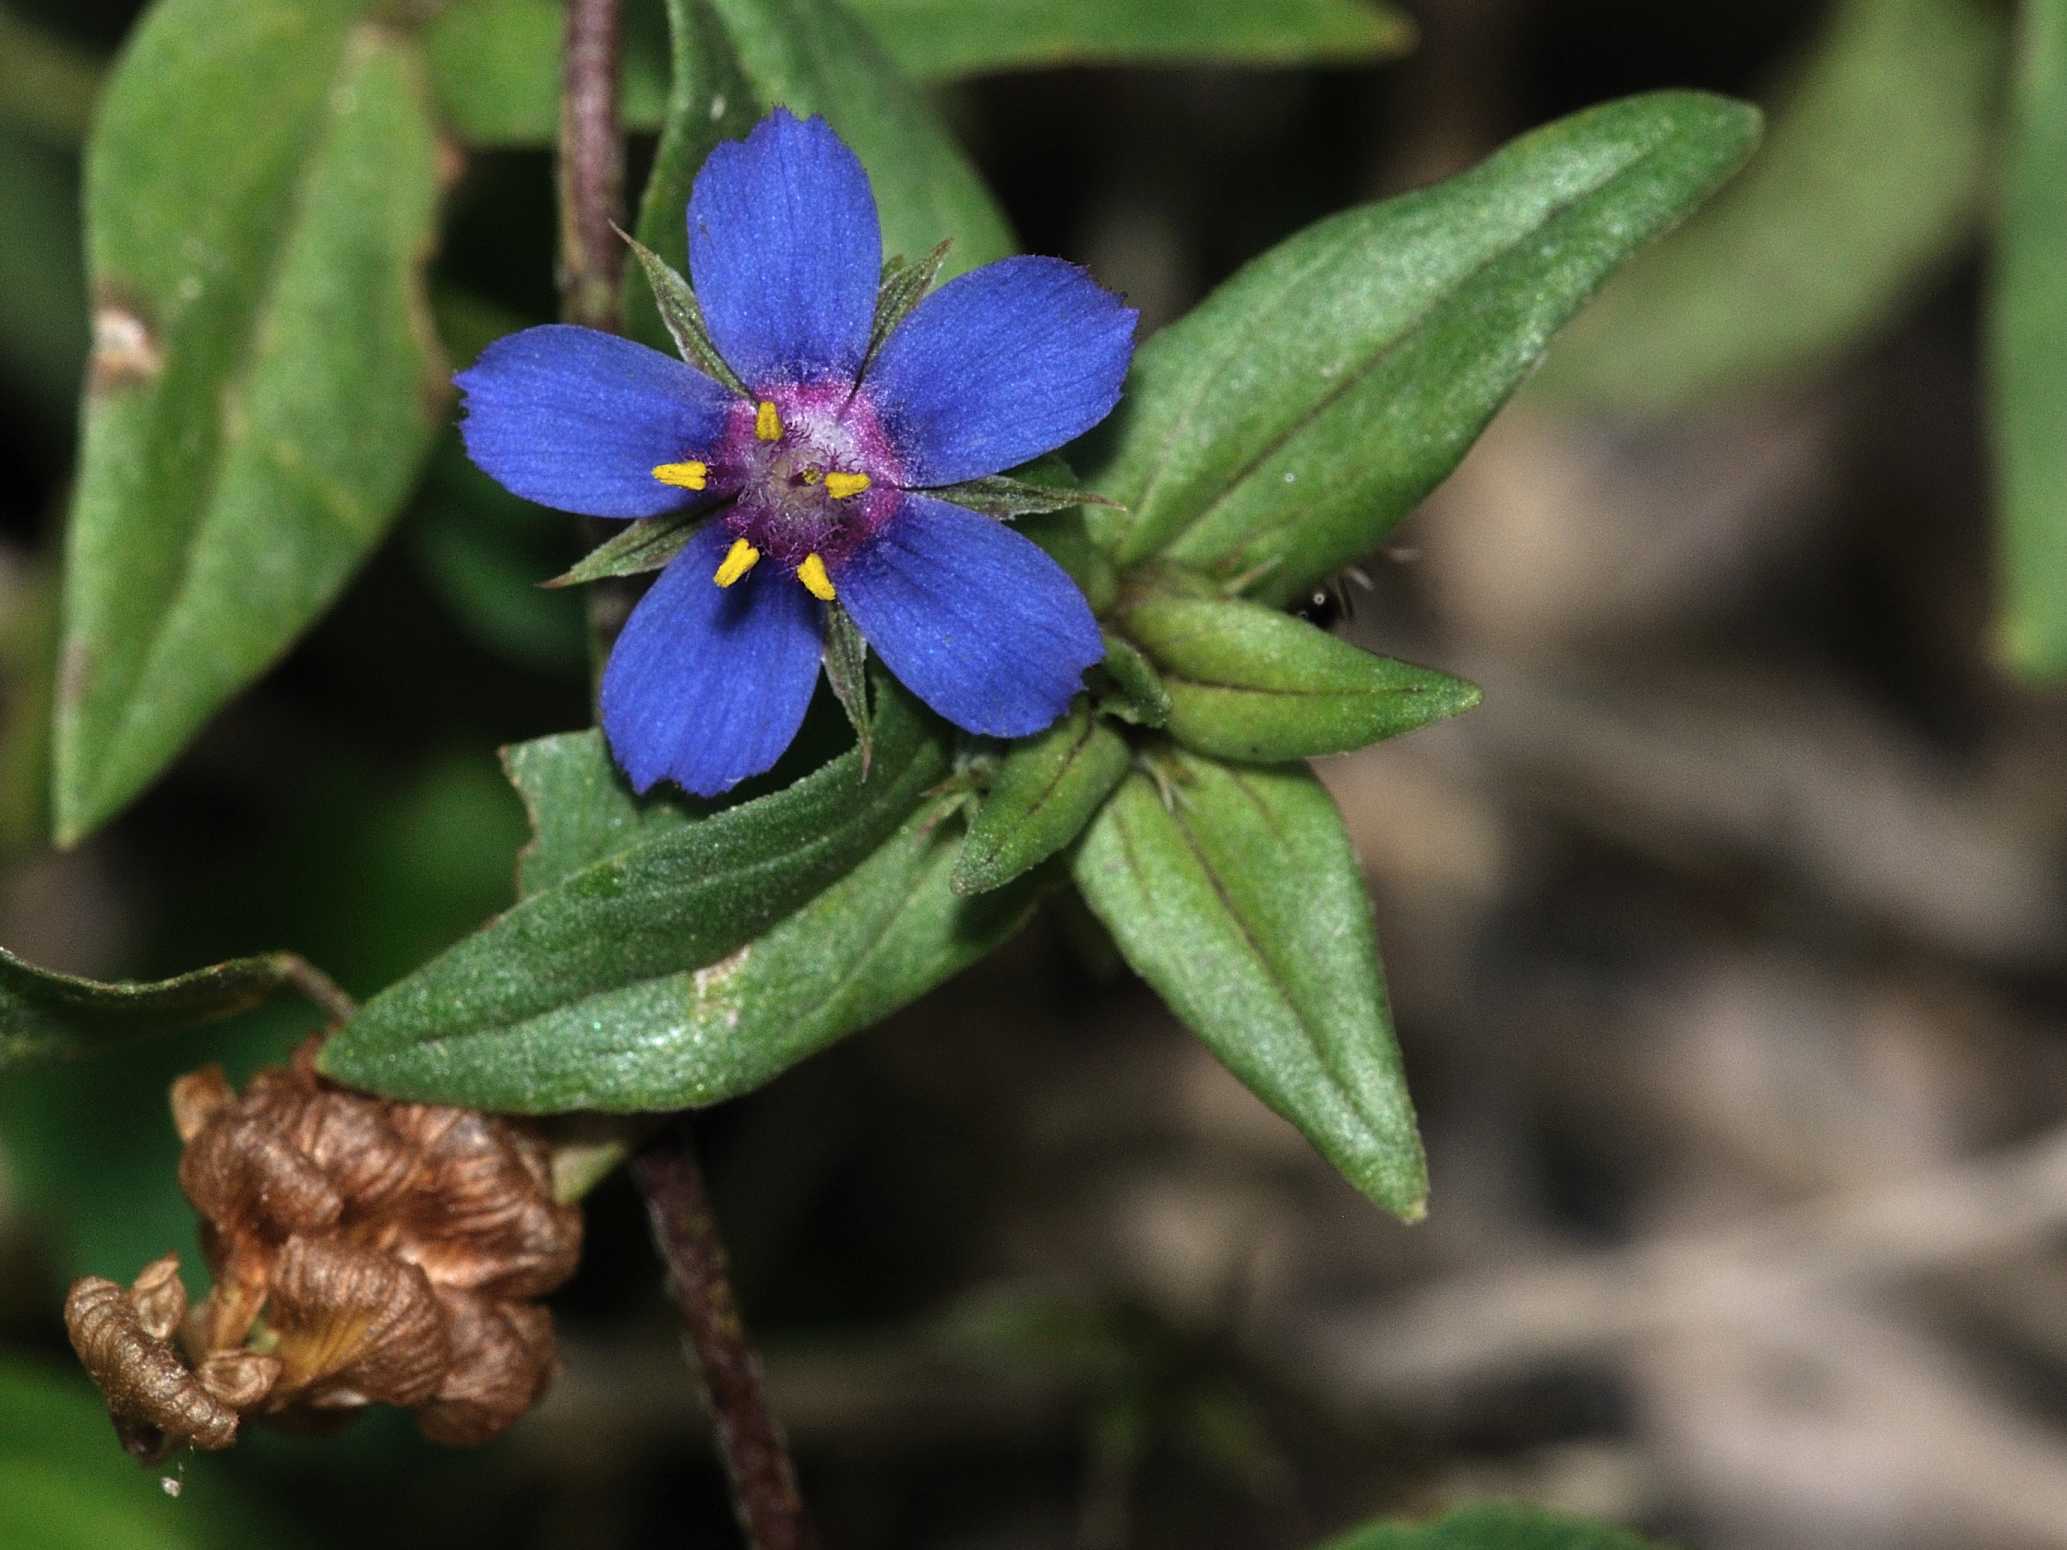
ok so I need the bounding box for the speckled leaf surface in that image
[1072,753,1424,1217]
[55,0,445,843]
[1086,92,1761,604]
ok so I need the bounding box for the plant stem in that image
[634,1124,818,1550]
[556,13,811,1545]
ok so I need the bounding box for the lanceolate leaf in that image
[56,3,446,844]
[1073,753,1425,1217]
[930,472,1121,521]
[318,793,1048,1111]
[1123,593,1480,761]
[501,729,698,898]
[0,946,347,1074]
[1317,1503,1665,1550]
[422,0,1413,147]
[626,0,1013,355]
[868,237,954,364]
[848,0,1415,79]
[1086,91,1761,604]
[318,690,950,1096]
[954,700,1130,896]
[1991,0,2067,680]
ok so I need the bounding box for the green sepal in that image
[953,700,1131,896]
[867,237,953,364]
[823,601,874,775]
[1122,592,1479,761]
[1093,630,1170,727]
[544,507,709,588]
[318,685,951,1102]
[1317,1502,1667,1550]
[927,472,1123,521]
[1072,752,1425,1218]
[0,945,346,1074]
[621,228,749,395]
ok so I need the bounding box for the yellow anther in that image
[796,552,836,601]
[824,471,872,501]
[651,460,708,491]
[799,466,823,486]
[712,537,761,588]
[755,400,783,442]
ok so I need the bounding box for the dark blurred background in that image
[7,1,2067,1547]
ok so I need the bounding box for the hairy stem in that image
[634,1124,818,1550]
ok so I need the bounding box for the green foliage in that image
[850,0,1414,79]
[0,945,335,1074]
[1541,0,2004,409]
[54,0,446,844]
[423,0,1416,147]
[1991,0,2067,679]
[0,1358,283,1550]
[1317,1503,1665,1550]
[317,690,952,1104]
[955,700,1131,895]
[1072,754,1424,1218]
[1121,591,1480,762]
[1085,91,1763,605]
[623,0,1012,362]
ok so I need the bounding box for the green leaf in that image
[314,791,1047,1110]
[626,0,1014,360]
[822,601,874,773]
[1538,0,2003,410]
[503,730,694,897]
[317,689,950,1101]
[545,506,709,587]
[0,945,344,1074]
[422,0,1412,147]
[1123,592,1479,761]
[424,0,673,145]
[1072,752,1424,1216]
[54,3,446,844]
[868,236,953,365]
[929,471,1123,521]
[846,0,1415,78]
[1992,0,2067,679]
[1086,91,1761,605]
[1317,1503,1665,1550]
[0,1358,287,1550]
[621,228,750,394]
[1094,629,1170,727]
[954,699,1130,895]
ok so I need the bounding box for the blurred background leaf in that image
[1318,1503,1662,1550]
[53,0,448,844]
[1989,0,2067,679]
[1537,0,2005,409]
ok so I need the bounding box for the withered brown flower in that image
[67,1038,583,1459]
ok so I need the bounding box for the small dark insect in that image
[1289,563,1375,631]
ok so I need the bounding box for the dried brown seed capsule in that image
[266,1236,448,1410]
[416,1291,558,1446]
[196,1350,283,1410]
[386,1106,582,1298]
[180,1114,342,1242]
[169,1066,234,1144]
[64,1274,238,1457]
[127,1254,187,1342]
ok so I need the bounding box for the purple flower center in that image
[710,382,905,575]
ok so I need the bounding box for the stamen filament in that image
[755,400,783,442]
[651,460,708,491]
[824,472,871,500]
[713,537,761,588]
[796,553,836,601]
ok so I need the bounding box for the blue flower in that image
[454,109,1137,797]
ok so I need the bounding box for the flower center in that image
[652,382,902,601]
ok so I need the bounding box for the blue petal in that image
[864,256,1137,486]
[688,109,880,390]
[838,494,1101,737]
[601,528,825,796]
[456,326,733,519]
